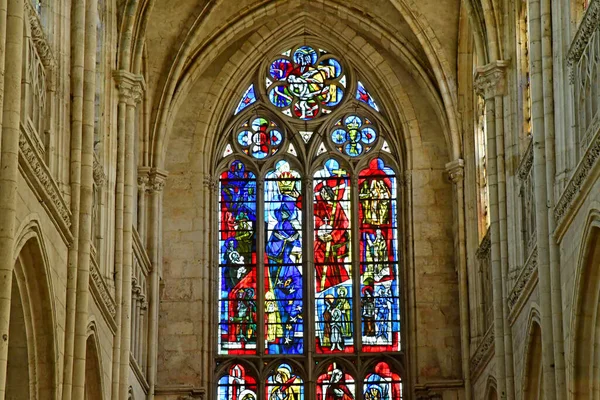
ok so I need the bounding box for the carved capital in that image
[148,168,168,193]
[113,70,145,106]
[445,159,465,184]
[474,60,509,99]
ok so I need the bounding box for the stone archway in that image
[523,320,543,400]
[84,328,104,400]
[7,219,58,399]
[6,276,30,399]
[572,211,600,398]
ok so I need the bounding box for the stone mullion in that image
[256,178,265,356]
[303,176,315,397]
[446,159,472,400]
[71,0,98,396]
[146,169,167,398]
[0,0,24,396]
[527,0,559,398]
[137,171,148,245]
[62,0,87,396]
[350,174,361,353]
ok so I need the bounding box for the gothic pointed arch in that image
[214,42,405,400]
[522,309,543,400]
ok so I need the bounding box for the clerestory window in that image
[215,44,404,400]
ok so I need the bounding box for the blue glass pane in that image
[235,85,257,115]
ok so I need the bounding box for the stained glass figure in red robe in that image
[316,363,355,400]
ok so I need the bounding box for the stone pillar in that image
[474,61,509,400]
[146,168,167,399]
[0,0,24,396]
[71,0,98,396]
[113,70,144,400]
[527,0,560,398]
[446,159,472,400]
[62,0,87,397]
[137,168,150,245]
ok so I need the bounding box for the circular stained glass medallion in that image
[330,115,378,157]
[267,46,346,121]
[236,117,283,159]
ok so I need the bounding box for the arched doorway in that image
[85,332,104,400]
[6,276,30,399]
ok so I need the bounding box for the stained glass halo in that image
[260,42,350,122]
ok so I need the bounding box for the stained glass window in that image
[267,46,346,120]
[316,363,356,400]
[313,159,354,353]
[219,161,258,355]
[331,115,378,157]
[218,364,258,400]
[356,81,380,112]
[236,85,258,115]
[237,117,283,159]
[363,362,403,400]
[218,43,403,400]
[266,363,305,400]
[359,159,401,352]
[264,161,303,354]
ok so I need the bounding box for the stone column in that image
[527,0,559,398]
[474,62,508,400]
[114,70,144,400]
[70,0,98,396]
[137,168,150,245]
[0,0,24,396]
[146,168,166,399]
[62,0,87,397]
[446,159,472,400]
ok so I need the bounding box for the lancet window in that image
[215,44,404,400]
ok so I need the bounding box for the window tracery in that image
[215,43,403,400]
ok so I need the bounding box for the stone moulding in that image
[517,140,534,181]
[18,126,73,244]
[24,0,56,70]
[470,325,495,381]
[89,255,117,333]
[133,228,152,275]
[567,0,600,82]
[130,352,149,393]
[555,128,600,238]
[508,247,539,324]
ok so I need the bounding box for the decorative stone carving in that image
[446,159,465,183]
[24,1,56,69]
[508,248,538,312]
[470,326,495,379]
[474,60,509,99]
[90,260,117,319]
[476,229,491,260]
[19,129,72,231]
[555,130,600,224]
[148,168,168,193]
[567,0,600,82]
[517,141,534,181]
[113,70,145,105]
[93,153,106,187]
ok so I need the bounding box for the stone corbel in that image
[474,60,509,99]
[446,159,465,184]
[113,70,146,106]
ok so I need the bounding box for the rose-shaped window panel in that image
[266,46,346,120]
[236,117,284,159]
[331,115,378,157]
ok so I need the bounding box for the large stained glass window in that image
[217,43,403,400]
